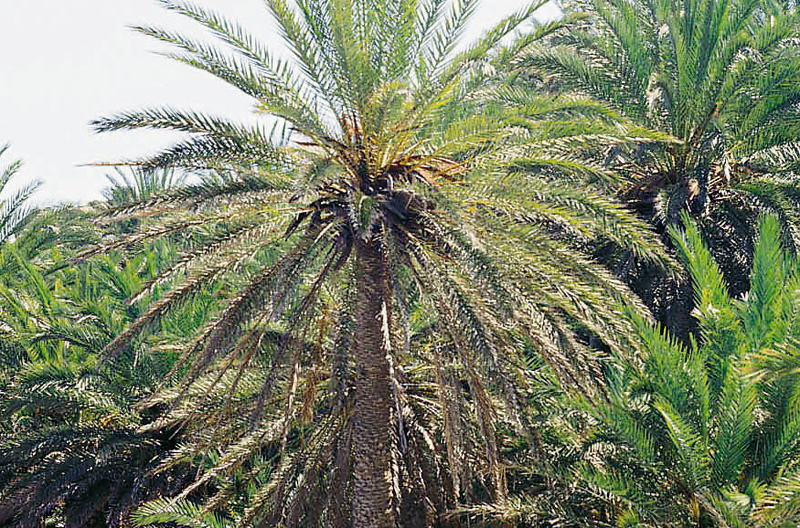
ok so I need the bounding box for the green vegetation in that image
[523,0,800,335]
[2,0,800,526]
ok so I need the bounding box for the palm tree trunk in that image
[352,238,394,528]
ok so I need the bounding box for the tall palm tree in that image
[89,0,673,524]
[522,0,800,332]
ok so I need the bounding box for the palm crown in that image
[530,0,800,201]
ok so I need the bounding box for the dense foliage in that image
[523,0,800,336]
[3,0,800,527]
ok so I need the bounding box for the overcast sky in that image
[0,0,553,205]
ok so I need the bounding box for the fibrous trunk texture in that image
[352,238,394,528]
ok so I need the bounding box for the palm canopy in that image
[0,235,214,528]
[576,214,800,527]
[90,0,672,525]
[523,0,800,307]
[529,0,800,188]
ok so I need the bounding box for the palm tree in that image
[89,0,673,524]
[521,0,800,333]
[574,214,800,527]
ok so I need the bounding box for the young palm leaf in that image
[0,144,40,244]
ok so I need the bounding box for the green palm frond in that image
[103,166,188,207]
[0,144,40,244]
[575,214,800,527]
[135,497,234,528]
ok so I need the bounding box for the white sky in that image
[0,0,554,205]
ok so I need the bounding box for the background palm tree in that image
[85,0,673,525]
[456,214,800,527]
[521,0,800,335]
